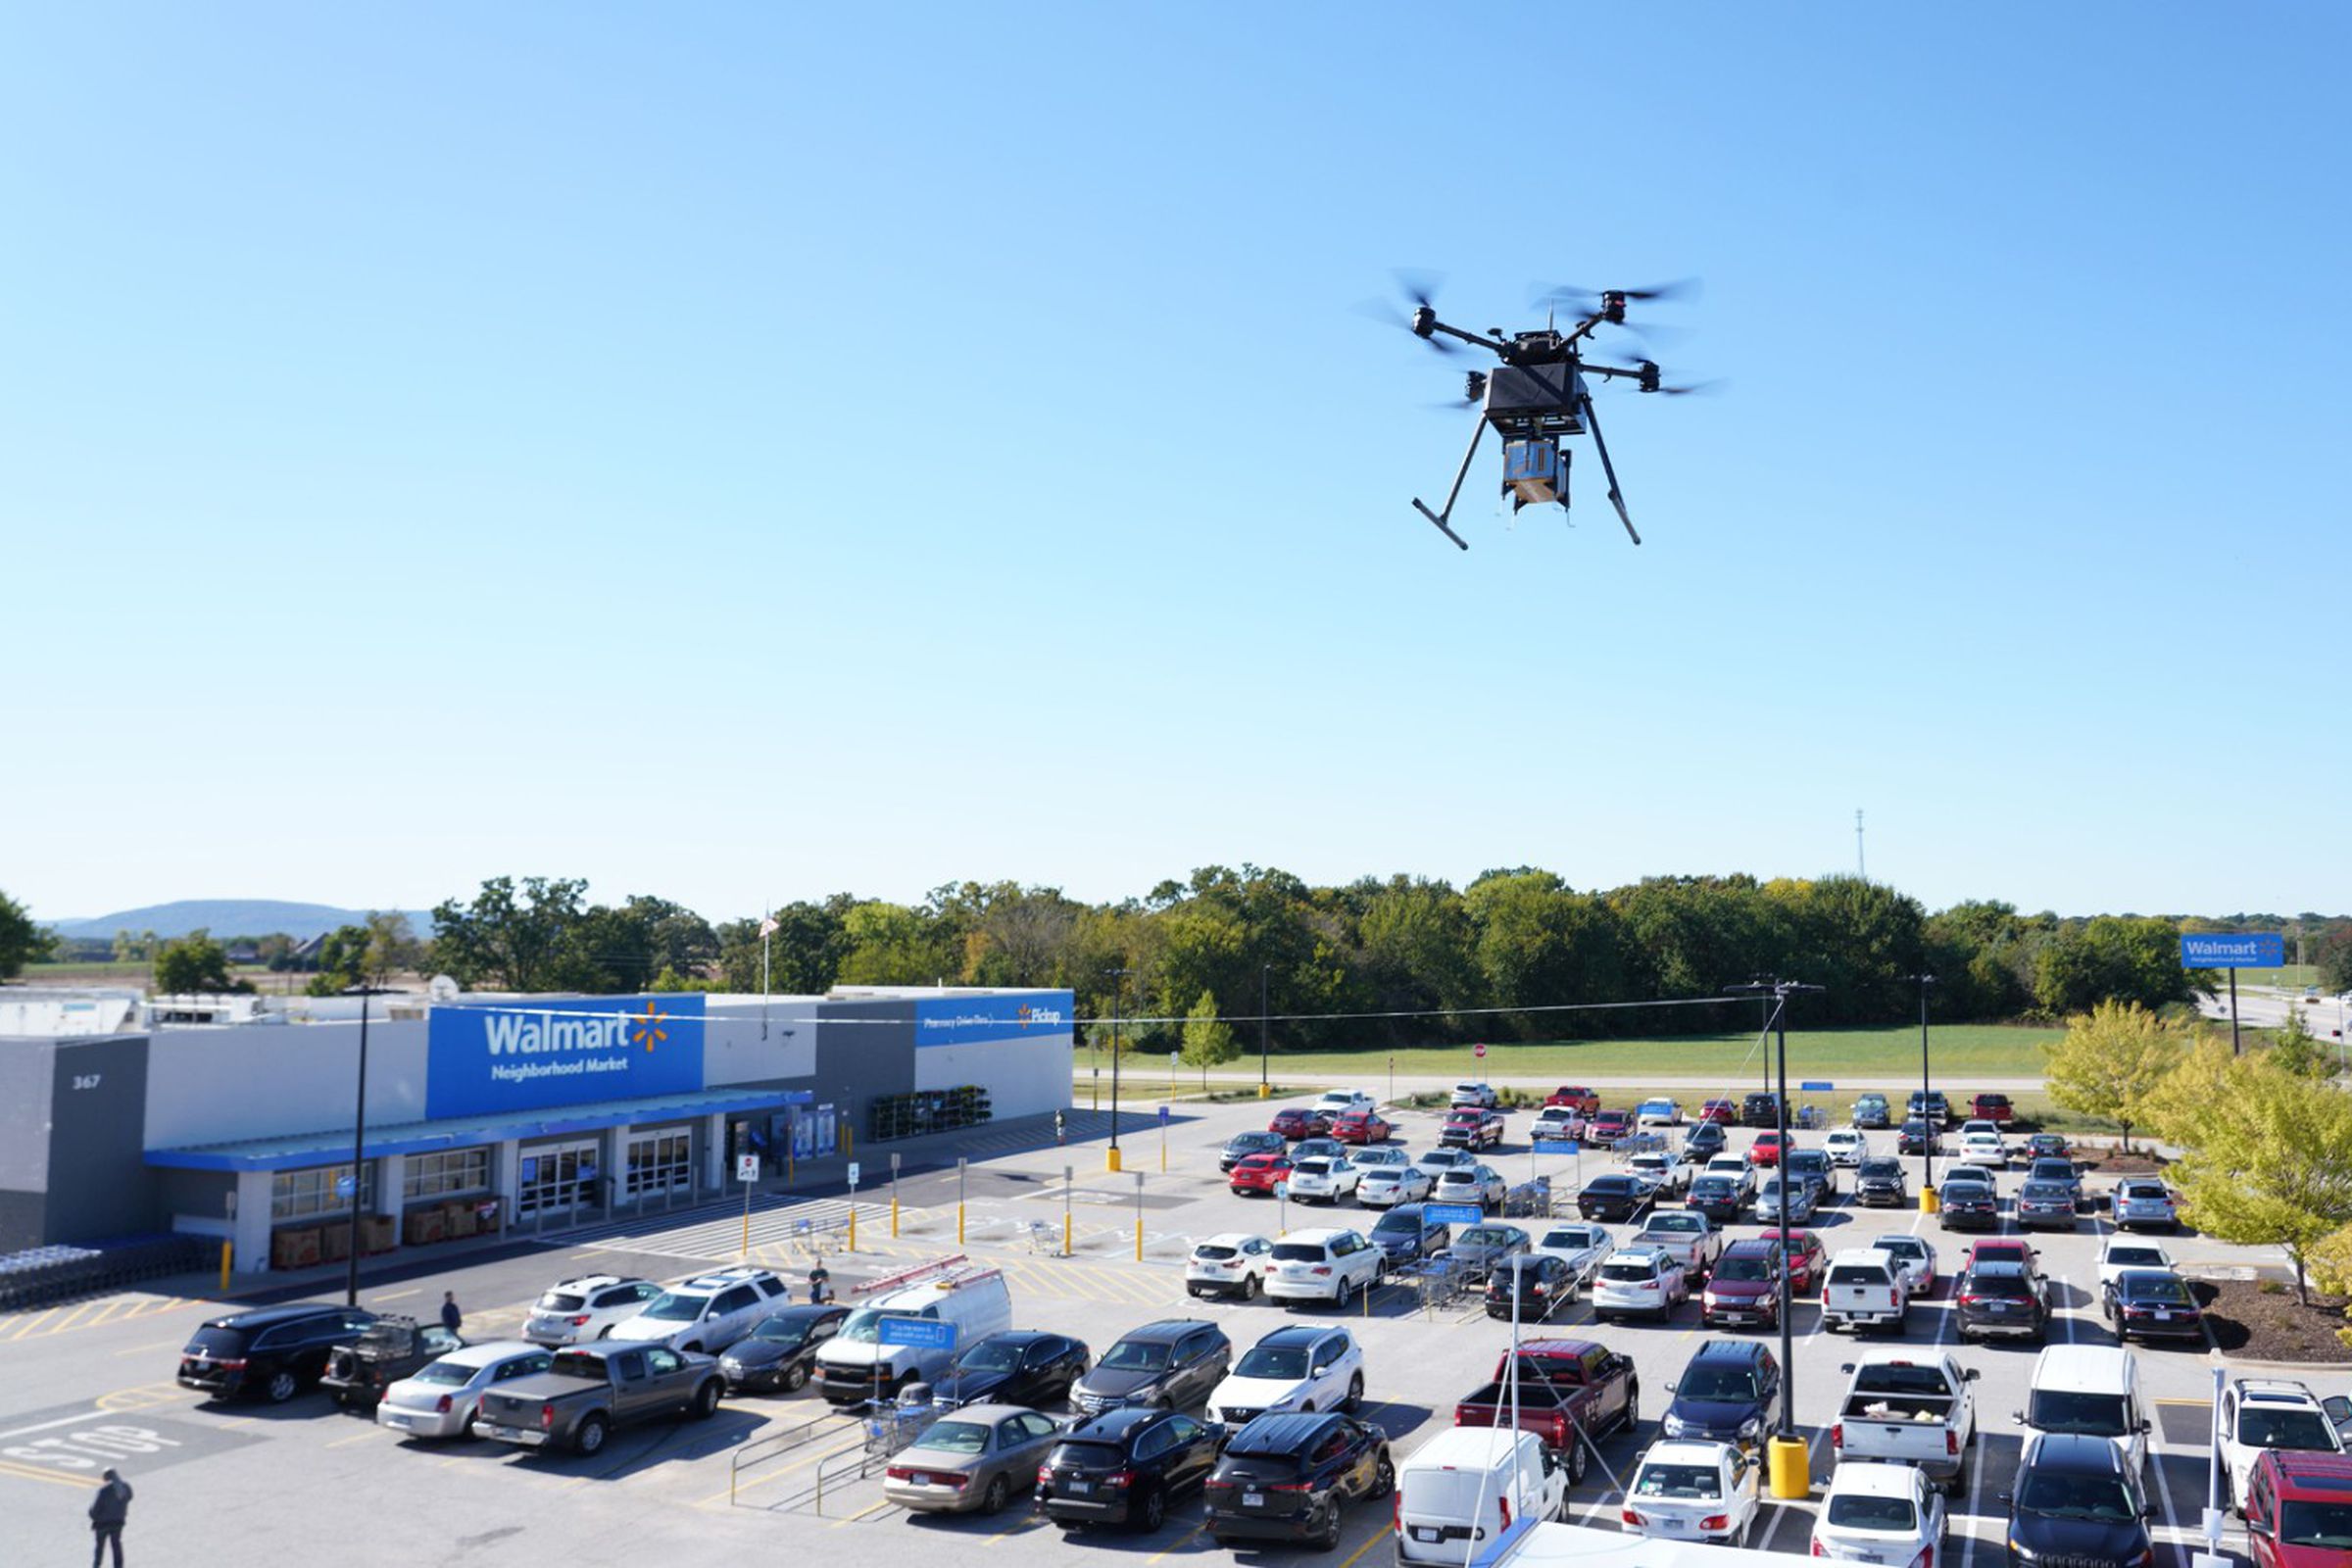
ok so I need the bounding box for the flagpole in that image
[760,907,772,1041]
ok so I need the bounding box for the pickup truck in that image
[1829,1349,1978,1493]
[1821,1250,1911,1333]
[1440,1108,1505,1151]
[321,1317,465,1409]
[1453,1339,1638,1481]
[1633,1211,1722,1279]
[477,1342,725,1456]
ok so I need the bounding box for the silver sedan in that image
[376,1341,552,1440]
[881,1402,1065,1514]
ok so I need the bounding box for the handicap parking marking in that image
[0,1400,263,1485]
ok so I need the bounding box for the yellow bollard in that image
[219,1239,231,1291]
[1106,1146,1123,1174]
[848,1205,858,1252]
[1768,1436,1810,1499]
[1920,1186,1941,1215]
[892,1198,901,1239]
[1136,1217,1144,1262]
[844,1125,853,1160]
[1258,1083,1270,1099]
[957,1203,966,1247]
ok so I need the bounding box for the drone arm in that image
[1411,416,1486,550]
[1578,393,1642,546]
[1423,318,1510,356]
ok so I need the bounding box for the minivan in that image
[813,1266,1013,1404]
[1394,1426,1566,1565]
[2020,1346,2149,1476]
[178,1303,378,1403]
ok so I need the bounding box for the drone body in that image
[1379,281,1699,551]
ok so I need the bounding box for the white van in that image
[2021,1345,2148,1475]
[812,1263,1012,1405]
[1822,1249,1910,1333]
[1395,1426,1566,1566]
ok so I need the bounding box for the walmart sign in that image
[426,996,707,1118]
[2180,932,2283,969]
[913,991,1075,1050]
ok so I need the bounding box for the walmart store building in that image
[0,987,1072,1273]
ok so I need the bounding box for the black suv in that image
[1662,1339,1780,1446]
[1037,1406,1223,1532]
[1854,1157,1909,1207]
[1072,1321,1230,1417]
[1907,1090,1953,1127]
[1683,1120,1729,1159]
[1954,1261,2050,1344]
[178,1303,377,1403]
[1485,1254,1576,1322]
[2000,1432,2153,1568]
[1205,1412,1395,1549]
[937,1329,1091,1408]
[1740,1092,1783,1129]
[1937,1178,2000,1231]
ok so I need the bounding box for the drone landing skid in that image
[1410,416,1486,551]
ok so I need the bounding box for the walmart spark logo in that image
[630,1003,671,1054]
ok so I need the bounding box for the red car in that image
[1229,1153,1294,1195]
[1545,1086,1601,1115]
[1754,1227,1828,1295]
[1331,1109,1393,1145]
[2247,1449,2352,1568]
[1696,1099,1740,1124]
[1970,1093,2015,1124]
[1586,1109,1634,1148]
[1268,1107,1331,1141]
[1747,1131,1788,1167]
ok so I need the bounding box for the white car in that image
[1592,1247,1690,1323]
[1958,1130,2008,1167]
[605,1266,792,1354]
[1626,1152,1690,1198]
[1314,1090,1377,1121]
[1637,1099,1684,1128]
[1823,1130,1869,1167]
[1287,1155,1361,1205]
[1357,1160,1434,1208]
[1530,1222,1614,1289]
[1704,1154,1750,1182]
[1433,1164,1506,1210]
[2096,1238,2177,1293]
[1414,1148,1475,1179]
[2221,1379,2352,1511]
[1451,1082,1500,1109]
[1870,1234,1938,1297]
[1187,1234,1275,1300]
[1811,1456,1946,1565]
[522,1275,662,1346]
[1531,1106,1587,1143]
[1266,1228,1385,1308]
[1942,1162,2001,1190]
[1621,1439,1762,1545]
[375,1340,553,1440]
[1208,1324,1365,1425]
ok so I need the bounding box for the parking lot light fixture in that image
[341,984,390,1309]
[1911,973,1936,1202]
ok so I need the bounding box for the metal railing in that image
[726,1408,856,1505]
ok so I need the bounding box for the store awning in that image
[144,1087,812,1172]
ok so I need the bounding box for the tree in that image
[2320,924,2352,998]
[2272,1007,2334,1079]
[834,902,958,986]
[2032,916,2197,1016]
[2041,1001,2184,1152]
[1181,989,1240,1086]
[112,928,159,962]
[428,876,589,992]
[304,924,370,997]
[0,890,57,979]
[717,895,856,995]
[153,929,241,995]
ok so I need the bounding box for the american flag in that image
[759,914,779,938]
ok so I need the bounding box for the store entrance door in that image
[516,1139,601,1222]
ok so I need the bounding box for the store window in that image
[516,1141,601,1219]
[625,1130,693,1197]
[271,1163,373,1221]
[403,1147,491,1202]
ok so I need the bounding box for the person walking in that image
[439,1291,463,1336]
[88,1466,131,1568]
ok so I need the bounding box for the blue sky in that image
[6,3,2346,924]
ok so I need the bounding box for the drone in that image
[1371,276,1705,550]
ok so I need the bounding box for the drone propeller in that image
[1529,276,1701,311]
[1351,269,1464,355]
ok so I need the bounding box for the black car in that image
[714,1304,848,1394]
[1071,1321,1231,1417]
[2100,1270,2206,1344]
[935,1329,1091,1408]
[1485,1254,1576,1322]
[1037,1406,1223,1532]
[2000,1432,2153,1568]
[1662,1339,1780,1446]
[178,1303,378,1404]
[1896,1119,1941,1156]
[1368,1204,1451,1266]
[1785,1150,1837,1202]
[1578,1174,1652,1222]
[1683,1120,1729,1159]
[1205,1412,1394,1549]
[1854,1157,1909,1208]
[1908,1090,1953,1127]
[1955,1261,2050,1344]
[1221,1130,1287,1173]
[1686,1175,1745,1225]
[1937,1178,2000,1231]
[1740,1092,1783,1129]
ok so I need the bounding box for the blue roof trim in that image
[144,1087,811,1172]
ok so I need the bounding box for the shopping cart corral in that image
[1502,1177,1554,1218]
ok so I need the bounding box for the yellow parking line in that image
[114,1339,184,1357]
[0,1458,86,1490]
[1333,1526,1391,1568]
[326,1430,379,1448]
[1145,1521,1207,1563]
[42,1300,115,1337]
[2,1307,65,1341]
[372,1288,420,1303]
[984,1514,1044,1544]
[830,1496,898,1527]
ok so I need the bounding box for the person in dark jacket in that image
[440,1292,463,1335]
[89,1467,131,1567]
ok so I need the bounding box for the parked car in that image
[2101,1270,2208,1344]
[1702,1157,1757,1201]
[1270,1108,1332,1141]
[1204,1411,1394,1549]
[1292,1137,1346,1165]
[1395,1428,1568,1565]
[2027,1156,2083,1200]
[1756,1228,1829,1295]
[2000,1433,2153,1565]
[2016,1180,2081,1231]
[1822,1248,1912,1334]
[321,1316,465,1409]
[1434,1163,1507,1210]
[1637,1098,1684,1128]
[1368,1206,1452,1268]
[1683,1120,1729,1159]
[1453,1339,1639,1468]
[815,1267,1013,1404]
[713,1304,850,1394]
[1220,1130,1288,1171]
[1964,1237,2042,1274]
[1592,1247,1690,1323]
[477,1342,724,1455]
[2024,1133,2072,1161]
[2097,1238,2177,1292]
[1440,1108,1505,1152]
[375,1340,552,1440]
[1635,1209,1722,1278]
[1546,1086,1601,1115]
[1266,1229,1385,1308]
[1622,1439,1762,1545]
[1823,1129,1869,1167]
[1850,1093,1891,1129]
[1188,1234,1276,1300]
[1661,1339,1780,1447]
[1230,1152,1295,1196]
[1696,1098,1741,1125]
[1449,1222,1533,1283]
[1701,1241,1789,1331]
[1627,1151,1692,1199]
[1854,1156,1908,1208]
[2221,1379,2352,1513]
[1331,1109,1394,1146]
[1208,1325,1364,1425]
[1753,1176,1818,1226]
[1577,1174,1654,1223]
[1037,1406,1223,1532]
[1315,1091,1378,1120]
[1830,1348,1978,1494]
[1954,1260,2052,1344]
[2112,1178,2180,1232]
[1487,1254,1580,1322]
[606,1266,791,1355]
[1287,1155,1361,1205]
[1958,1128,2009,1167]
[1530,1106,1587,1144]
[1073,1321,1232,1416]
[2243,1448,2352,1566]
[1450,1083,1499,1109]
[1586,1109,1636,1148]
[1687,1175,1746,1225]
[1971,1093,2015,1124]
[1871,1235,1937,1298]
[1740,1093,1783,1128]
[523,1275,662,1347]
[1906,1090,1953,1127]
[883,1402,1064,1515]
[1936,1176,2001,1231]
[1747,1131,1787,1167]
[1895,1119,1941,1156]
[1357,1159,1435,1208]
[935,1329,1089,1409]
[1413,1148,1474,1179]
[1813,1452,1948,1566]
[177,1303,377,1404]
[1785,1149,1838,1202]
[1529,1222,1614,1291]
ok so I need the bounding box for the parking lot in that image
[0,1086,2287,1568]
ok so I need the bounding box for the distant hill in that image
[45,901,437,942]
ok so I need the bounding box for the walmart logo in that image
[630,1003,671,1054]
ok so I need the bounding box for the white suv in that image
[1266,1228,1384,1308]
[1187,1234,1275,1300]
[1209,1325,1365,1426]
[606,1267,790,1354]
[2221,1378,2352,1511]
[523,1275,662,1346]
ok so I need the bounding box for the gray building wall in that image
[809,999,917,1142]
[44,1035,153,1243]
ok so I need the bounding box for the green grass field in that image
[2223,964,2320,989]
[1247,1025,2061,1082]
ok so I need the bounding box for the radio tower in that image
[1855,808,1867,880]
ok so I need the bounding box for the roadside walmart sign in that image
[427,995,707,1117]
[913,991,1075,1050]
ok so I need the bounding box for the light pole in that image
[1258,963,1271,1100]
[342,984,389,1309]
[1726,976,1823,1493]
[1911,973,1937,1203]
[1106,967,1129,1172]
